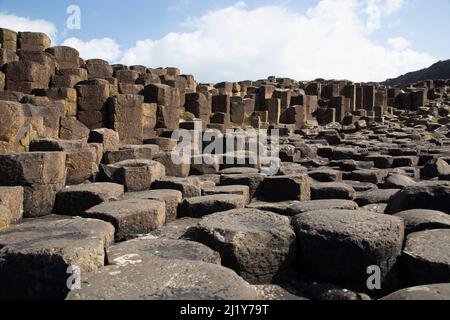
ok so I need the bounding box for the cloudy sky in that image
[0,0,448,82]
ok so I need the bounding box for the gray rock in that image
[263,175,311,202]
[421,158,450,178]
[178,194,246,218]
[84,199,165,241]
[121,189,182,222]
[401,229,450,287]
[66,258,258,300]
[152,177,202,198]
[145,217,201,240]
[394,209,450,234]
[183,209,297,284]
[254,285,307,300]
[202,185,250,204]
[384,174,416,189]
[107,238,221,265]
[354,189,399,206]
[247,200,299,215]
[55,183,124,216]
[100,159,165,192]
[381,283,450,300]
[311,183,356,200]
[220,173,265,199]
[349,169,388,184]
[308,169,342,182]
[385,181,450,214]
[292,209,404,293]
[0,216,114,300]
[286,200,358,216]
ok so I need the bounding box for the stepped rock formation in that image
[1,27,450,301]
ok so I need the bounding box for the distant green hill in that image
[384,60,450,86]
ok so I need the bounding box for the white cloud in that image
[365,0,405,31]
[62,37,122,62]
[387,36,411,51]
[62,0,436,82]
[0,12,57,41]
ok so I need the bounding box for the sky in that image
[0,0,449,83]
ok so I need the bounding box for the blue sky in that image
[0,0,449,82]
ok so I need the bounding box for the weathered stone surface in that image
[179,194,246,218]
[85,59,113,79]
[88,128,119,152]
[298,282,371,301]
[153,151,190,177]
[46,46,80,69]
[364,154,393,169]
[55,183,124,216]
[183,209,297,284]
[202,185,250,204]
[47,87,77,117]
[220,173,265,199]
[311,182,356,200]
[66,258,257,300]
[349,169,388,184]
[384,174,416,189]
[286,199,358,216]
[22,102,64,139]
[84,199,166,241]
[152,177,202,198]
[51,68,87,88]
[142,103,157,138]
[421,158,450,178]
[255,285,307,300]
[309,169,343,182]
[354,189,399,206]
[190,154,220,175]
[292,210,404,293]
[121,189,182,222]
[100,159,165,192]
[146,217,201,240]
[394,209,450,235]
[0,152,66,217]
[0,216,114,300]
[59,117,90,141]
[103,145,159,164]
[22,183,65,217]
[381,284,450,300]
[0,100,25,143]
[107,94,144,144]
[0,28,17,51]
[28,140,97,185]
[0,186,23,227]
[17,32,51,51]
[0,205,9,230]
[107,238,221,265]
[385,181,450,214]
[278,163,308,176]
[401,229,450,287]
[246,200,298,215]
[263,175,311,202]
[75,79,109,112]
[4,60,51,93]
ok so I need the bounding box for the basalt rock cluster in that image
[1,28,450,301]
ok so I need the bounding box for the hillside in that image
[384,59,450,86]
